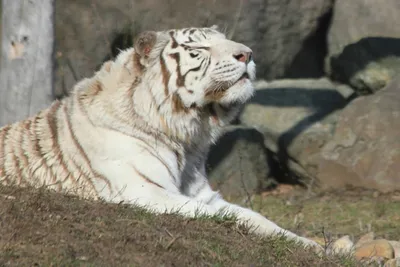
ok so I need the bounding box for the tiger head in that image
[131,26,256,116]
[90,26,256,141]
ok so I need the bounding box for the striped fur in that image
[0,26,323,252]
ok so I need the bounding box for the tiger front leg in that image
[189,170,324,254]
[210,197,323,250]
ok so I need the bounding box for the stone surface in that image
[54,0,333,98]
[239,78,354,185]
[356,232,375,248]
[384,258,400,267]
[326,0,400,94]
[388,241,400,258]
[354,239,395,261]
[206,126,275,198]
[328,235,354,255]
[359,256,387,266]
[316,76,400,192]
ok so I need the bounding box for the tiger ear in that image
[134,31,157,58]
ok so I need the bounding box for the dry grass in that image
[0,185,361,267]
[231,185,400,247]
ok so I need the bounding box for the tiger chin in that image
[0,26,324,254]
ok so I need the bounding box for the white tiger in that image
[0,26,322,252]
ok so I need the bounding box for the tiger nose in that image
[233,51,253,64]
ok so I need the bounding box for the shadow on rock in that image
[236,79,357,188]
[206,127,277,199]
[328,37,400,94]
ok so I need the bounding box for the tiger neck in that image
[79,80,240,147]
[131,84,204,144]
[131,85,240,145]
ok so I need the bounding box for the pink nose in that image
[233,51,253,64]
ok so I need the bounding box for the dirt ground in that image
[1,184,399,267]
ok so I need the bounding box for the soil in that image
[0,185,358,267]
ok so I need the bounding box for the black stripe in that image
[181,44,210,51]
[183,65,202,77]
[19,121,32,184]
[159,46,170,96]
[214,63,234,71]
[30,114,53,185]
[64,101,99,195]
[197,58,207,76]
[169,31,178,48]
[170,52,205,88]
[199,31,207,39]
[201,56,211,78]
[69,96,113,194]
[139,144,179,186]
[133,166,164,189]
[48,101,75,191]
[169,53,184,87]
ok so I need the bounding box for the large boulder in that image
[326,0,400,94]
[239,78,355,185]
[54,0,332,97]
[315,76,400,192]
[206,126,275,199]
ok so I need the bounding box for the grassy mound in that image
[0,185,359,267]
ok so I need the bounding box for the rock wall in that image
[54,0,332,97]
[325,0,400,94]
[3,0,399,195]
[316,76,400,192]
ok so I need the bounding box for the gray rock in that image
[315,76,400,192]
[54,0,332,98]
[384,258,400,267]
[206,126,275,199]
[388,241,400,258]
[239,78,354,185]
[326,0,400,94]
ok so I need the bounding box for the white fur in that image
[0,26,323,254]
[74,27,322,252]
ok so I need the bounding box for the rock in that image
[327,235,354,255]
[54,0,333,98]
[316,76,400,192]
[360,256,386,266]
[356,232,375,248]
[206,126,275,198]
[391,194,400,202]
[354,239,395,261]
[239,78,354,185]
[326,0,400,94]
[388,241,400,258]
[384,258,400,267]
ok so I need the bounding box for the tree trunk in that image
[0,0,55,127]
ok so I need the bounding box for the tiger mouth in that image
[218,72,250,91]
[205,72,251,105]
[230,72,250,88]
